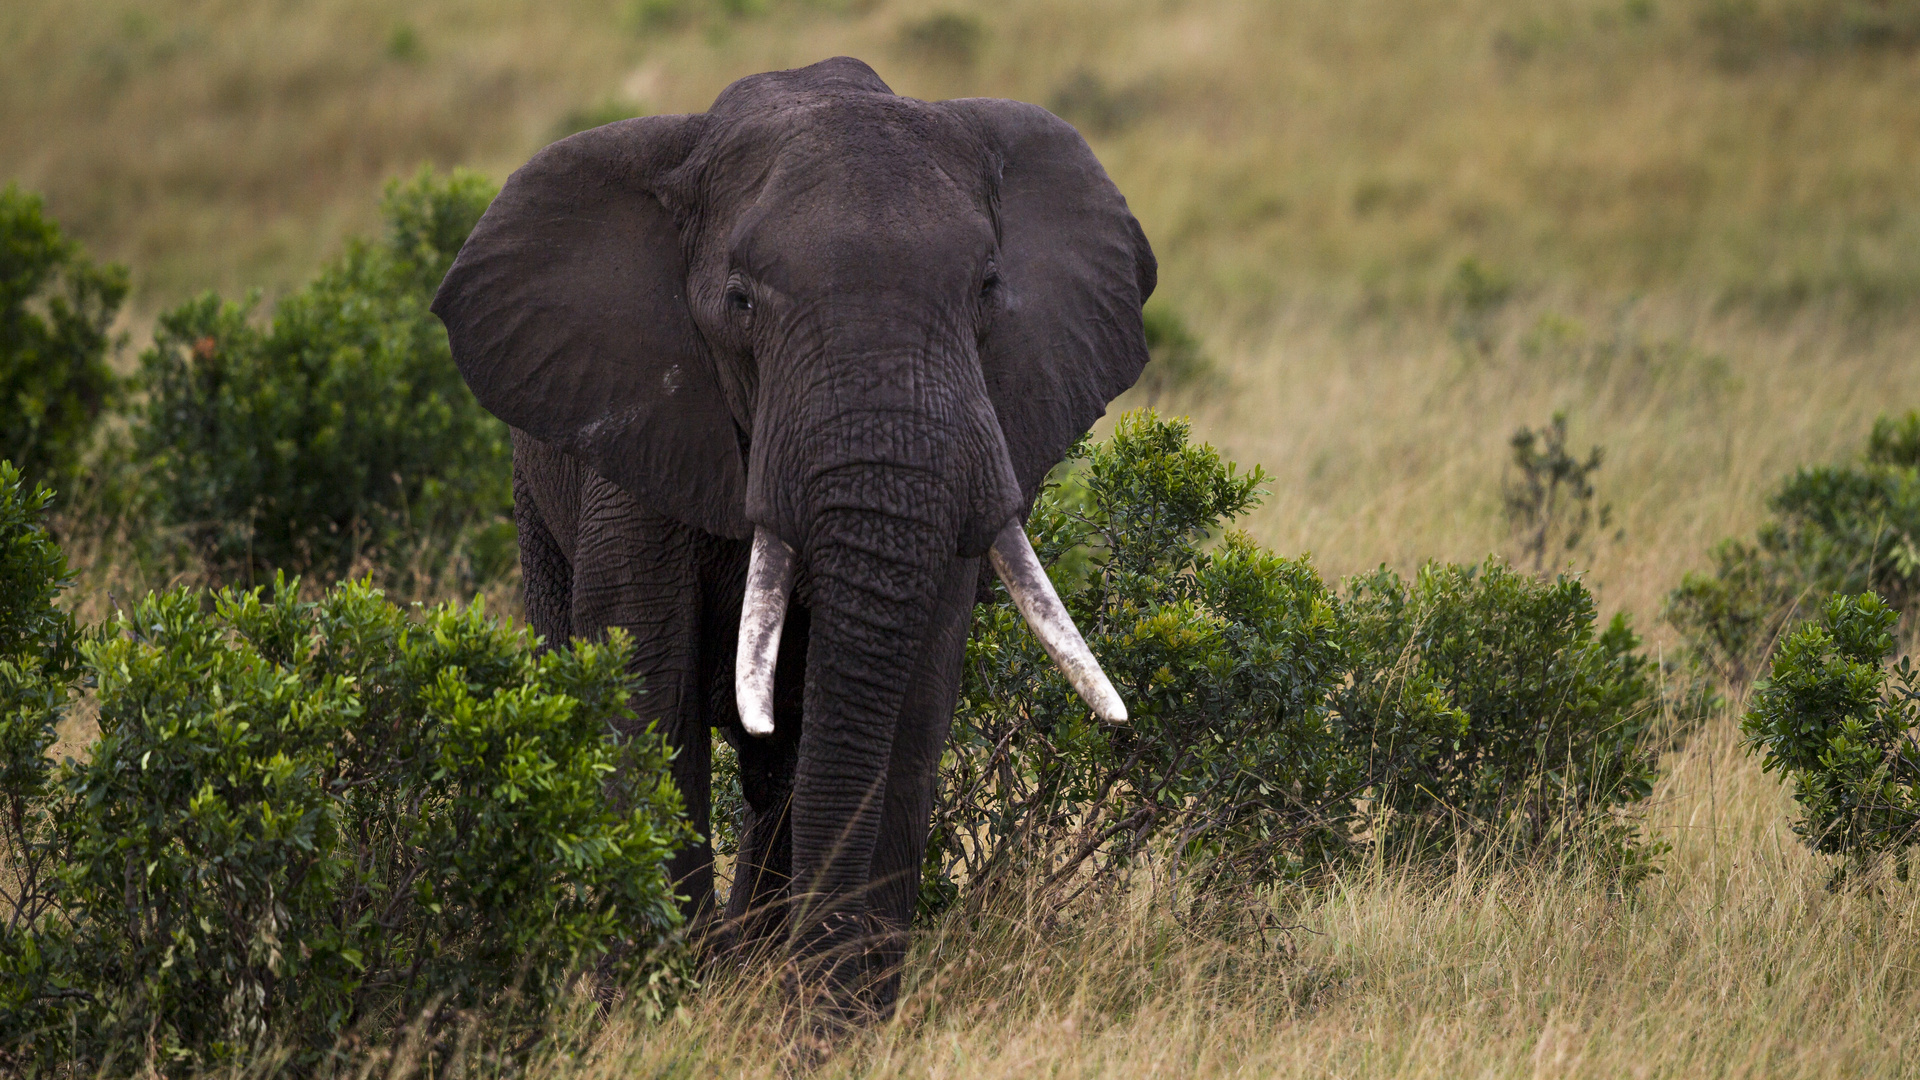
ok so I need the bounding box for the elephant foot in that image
[781,908,910,1032]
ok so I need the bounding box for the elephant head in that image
[432,56,1152,1001]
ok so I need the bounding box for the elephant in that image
[431,56,1155,1018]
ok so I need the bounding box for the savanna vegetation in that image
[7,0,1920,1074]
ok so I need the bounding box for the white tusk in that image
[986,519,1128,724]
[736,527,796,738]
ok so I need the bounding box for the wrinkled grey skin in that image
[432,57,1155,1017]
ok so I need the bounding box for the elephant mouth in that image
[733,520,1127,737]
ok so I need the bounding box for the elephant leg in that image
[513,471,573,649]
[721,603,807,952]
[692,530,801,954]
[861,554,979,1013]
[570,472,714,922]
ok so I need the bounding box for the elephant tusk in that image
[987,519,1128,724]
[736,526,796,738]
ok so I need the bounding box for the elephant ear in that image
[432,115,751,539]
[940,98,1158,506]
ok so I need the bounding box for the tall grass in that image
[1170,292,1920,645]
[328,707,1910,1078]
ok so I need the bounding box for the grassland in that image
[485,711,1919,1078]
[8,0,1920,1074]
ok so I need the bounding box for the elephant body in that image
[510,429,975,974]
[434,57,1155,1017]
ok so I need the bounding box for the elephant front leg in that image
[722,602,806,952]
[570,474,715,922]
[724,723,799,949]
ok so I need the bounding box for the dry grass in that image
[2,0,634,305]
[405,706,1912,1079]
[10,0,1920,1074]
[1162,292,1920,646]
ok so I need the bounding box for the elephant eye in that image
[980,270,1001,299]
[726,285,754,316]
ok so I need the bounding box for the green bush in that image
[0,461,85,1070]
[1,186,129,489]
[1339,560,1663,871]
[134,168,512,585]
[929,414,1352,912]
[1668,411,1920,684]
[928,414,1668,912]
[1,571,693,1075]
[0,462,78,697]
[1743,592,1920,881]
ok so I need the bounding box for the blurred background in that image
[6,0,1920,638]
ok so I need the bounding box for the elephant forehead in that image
[721,117,988,275]
[703,98,984,195]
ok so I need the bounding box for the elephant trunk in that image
[736,324,1120,739]
[786,498,949,1000]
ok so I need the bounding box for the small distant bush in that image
[1447,255,1514,351]
[1503,413,1610,574]
[0,185,129,489]
[1743,592,1920,882]
[625,0,691,30]
[897,11,986,66]
[622,0,780,32]
[134,168,512,585]
[1448,255,1514,315]
[1668,411,1920,685]
[385,21,423,63]
[1339,560,1664,873]
[1,570,692,1075]
[1135,302,1216,403]
[1698,0,1920,70]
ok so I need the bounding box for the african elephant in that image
[431,56,1154,1017]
